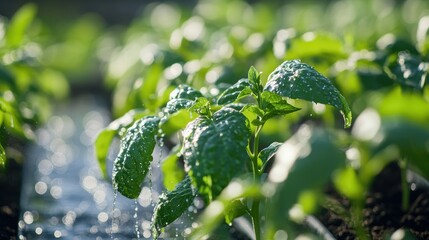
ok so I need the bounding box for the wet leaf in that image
[261,91,300,122]
[113,116,160,199]
[217,78,252,105]
[152,176,196,238]
[182,107,250,201]
[267,126,345,230]
[264,60,352,128]
[223,103,246,112]
[94,109,148,179]
[164,84,203,115]
[188,97,211,117]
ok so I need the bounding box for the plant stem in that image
[399,158,410,211]
[249,82,264,240]
[250,124,263,240]
[351,200,369,240]
[251,198,261,240]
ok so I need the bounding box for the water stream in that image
[17,95,173,239]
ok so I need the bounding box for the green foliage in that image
[94,0,429,239]
[182,107,251,201]
[5,3,37,48]
[152,176,196,238]
[264,60,352,128]
[164,84,203,115]
[112,116,160,199]
[385,52,428,91]
[95,109,148,179]
[0,4,70,169]
[216,78,252,105]
[376,119,429,179]
[266,127,346,231]
[101,59,352,238]
[258,142,282,169]
[161,147,185,191]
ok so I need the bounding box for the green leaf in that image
[375,119,429,179]
[182,107,250,201]
[161,147,185,191]
[152,176,196,238]
[266,126,345,230]
[264,60,352,128]
[189,179,261,240]
[217,79,252,105]
[248,66,260,86]
[6,3,37,47]
[248,66,263,97]
[245,105,264,117]
[224,199,248,225]
[108,109,148,132]
[94,109,148,179]
[258,142,282,167]
[333,167,364,201]
[222,103,246,112]
[37,69,69,99]
[0,144,5,169]
[3,112,27,140]
[188,97,211,117]
[385,52,428,91]
[140,64,164,111]
[94,129,116,179]
[164,85,203,115]
[417,16,429,57]
[261,91,300,122]
[160,109,195,135]
[0,111,4,127]
[113,116,160,199]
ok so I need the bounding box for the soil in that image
[319,162,429,240]
[0,159,22,240]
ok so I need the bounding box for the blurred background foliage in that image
[1,0,428,170]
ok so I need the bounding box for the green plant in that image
[96,60,352,239]
[0,4,69,170]
[95,1,429,238]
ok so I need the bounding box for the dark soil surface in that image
[319,162,429,239]
[0,160,22,240]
